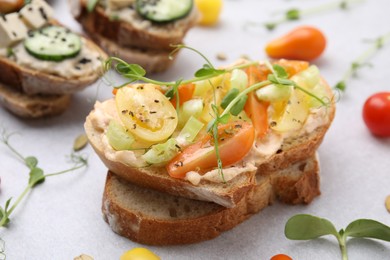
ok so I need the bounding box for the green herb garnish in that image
[285,214,390,260]
[0,129,88,227]
[260,0,363,31]
[334,32,390,92]
[87,0,99,12]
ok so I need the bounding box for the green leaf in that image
[264,23,276,31]
[25,156,38,170]
[286,9,300,20]
[220,88,239,109]
[195,65,225,78]
[116,63,146,77]
[334,81,346,92]
[4,198,11,212]
[285,214,339,240]
[273,64,288,79]
[230,95,248,116]
[345,219,390,242]
[87,0,99,12]
[165,87,175,99]
[28,167,45,187]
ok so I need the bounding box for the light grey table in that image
[1,0,389,259]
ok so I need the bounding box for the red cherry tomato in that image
[362,92,390,137]
[270,254,293,260]
[265,26,326,61]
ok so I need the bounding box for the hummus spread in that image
[89,97,330,186]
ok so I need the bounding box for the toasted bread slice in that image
[73,0,199,51]
[0,34,107,96]
[82,27,175,73]
[102,155,320,245]
[0,82,71,118]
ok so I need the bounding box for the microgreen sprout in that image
[0,129,88,227]
[249,0,364,31]
[334,32,390,92]
[285,214,390,260]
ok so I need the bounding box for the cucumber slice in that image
[136,0,193,23]
[24,25,81,62]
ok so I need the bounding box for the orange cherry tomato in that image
[170,83,195,108]
[167,122,255,178]
[0,0,24,13]
[244,60,308,138]
[265,26,326,61]
[270,254,293,260]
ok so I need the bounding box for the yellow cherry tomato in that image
[194,0,223,26]
[115,84,178,143]
[120,248,160,260]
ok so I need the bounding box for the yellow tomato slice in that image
[115,84,178,143]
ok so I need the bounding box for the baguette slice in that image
[73,0,199,51]
[0,82,71,118]
[85,80,334,208]
[102,155,320,245]
[82,27,175,73]
[0,30,107,96]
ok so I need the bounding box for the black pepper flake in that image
[137,86,144,90]
[276,149,283,154]
[12,31,17,37]
[79,58,91,64]
[270,121,277,127]
[154,100,159,103]
[39,7,48,21]
[28,7,33,11]
[61,38,67,42]
[132,124,137,129]
[74,66,81,70]
[121,109,128,114]
[68,44,75,48]
[129,111,134,117]
[28,31,34,37]
[1,15,6,22]
[149,111,157,114]
[167,116,176,120]
[234,124,242,128]
[174,161,184,168]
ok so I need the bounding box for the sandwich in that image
[70,0,199,73]
[103,154,320,245]
[0,0,107,118]
[85,58,336,208]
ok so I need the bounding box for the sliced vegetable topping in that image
[115,84,178,143]
[24,25,81,62]
[107,120,135,150]
[136,0,193,23]
[167,122,255,179]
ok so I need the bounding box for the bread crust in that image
[102,156,319,245]
[0,82,71,118]
[75,0,199,51]
[0,35,107,95]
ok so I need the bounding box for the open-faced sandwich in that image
[85,58,336,208]
[70,0,198,73]
[0,0,107,118]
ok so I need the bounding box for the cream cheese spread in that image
[4,39,102,79]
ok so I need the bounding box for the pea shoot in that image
[0,129,88,227]
[334,32,390,92]
[245,0,363,31]
[285,214,390,260]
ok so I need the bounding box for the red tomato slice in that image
[167,122,255,178]
[170,83,195,108]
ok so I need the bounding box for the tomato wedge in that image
[167,122,255,179]
[170,83,195,108]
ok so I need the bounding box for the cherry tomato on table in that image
[194,0,223,26]
[0,0,24,13]
[362,92,390,137]
[270,254,293,260]
[265,26,326,61]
